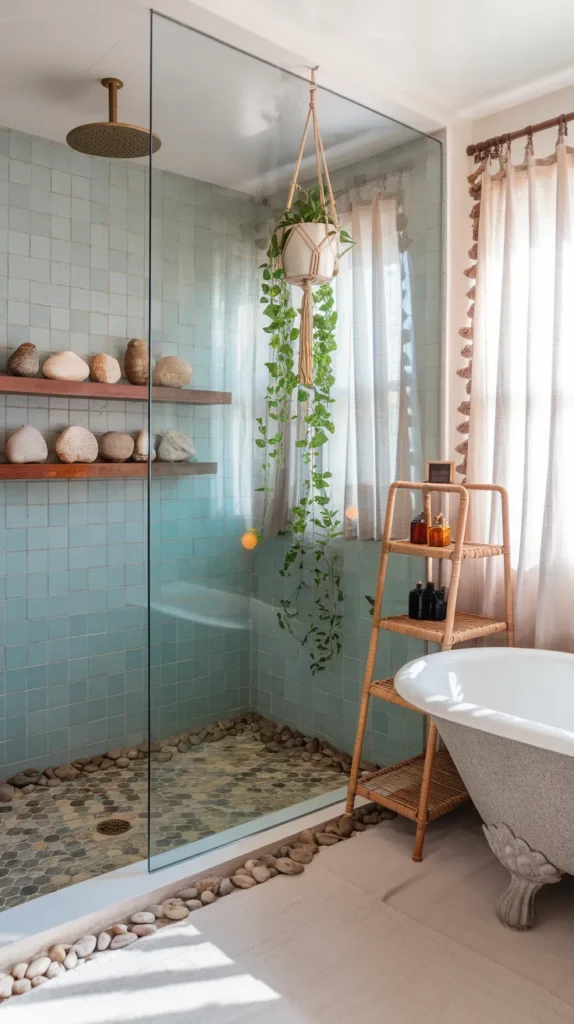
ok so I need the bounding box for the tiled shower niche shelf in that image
[0,462,217,480]
[0,375,231,405]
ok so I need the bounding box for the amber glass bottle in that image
[410,510,428,545]
[429,512,451,547]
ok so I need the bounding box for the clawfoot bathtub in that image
[395,648,574,930]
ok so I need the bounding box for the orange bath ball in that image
[241,530,259,551]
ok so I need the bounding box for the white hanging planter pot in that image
[281,222,339,286]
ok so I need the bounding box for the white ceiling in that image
[0,0,573,189]
[0,0,420,190]
[189,0,574,121]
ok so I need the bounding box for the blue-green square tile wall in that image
[0,120,441,780]
[0,127,256,774]
[147,165,256,741]
[250,535,432,766]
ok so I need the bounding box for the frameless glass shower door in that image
[147,11,443,872]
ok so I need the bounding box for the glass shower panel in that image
[148,11,443,870]
[147,14,256,868]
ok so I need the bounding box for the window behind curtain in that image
[255,193,421,541]
[327,195,420,539]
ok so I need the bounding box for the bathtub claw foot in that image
[483,823,562,930]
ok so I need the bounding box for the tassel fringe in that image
[454,164,484,476]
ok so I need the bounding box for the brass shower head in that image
[66,78,161,159]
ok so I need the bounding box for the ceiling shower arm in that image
[101,77,123,125]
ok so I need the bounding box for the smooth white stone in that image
[0,975,14,998]
[5,425,48,464]
[26,956,51,979]
[130,911,155,925]
[56,426,98,464]
[132,428,156,462]
[46,962,66,979]
[43,351,90,381]
[163,905,190,921]
[13,978,31,995]
[110,933,138,950]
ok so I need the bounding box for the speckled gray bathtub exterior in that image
[437,719,574,875]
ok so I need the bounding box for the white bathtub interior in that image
[395,648,574,756]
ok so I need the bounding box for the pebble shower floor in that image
[0,715,347,909]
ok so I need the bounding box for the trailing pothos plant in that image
[255,187,353,675]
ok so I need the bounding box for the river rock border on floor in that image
[0,712,379,802]
[0,802,394,1002]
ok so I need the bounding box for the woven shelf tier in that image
[369,678,419,712]
[356,749,469,822]
[386,540,504,560]
[379,611,507,645]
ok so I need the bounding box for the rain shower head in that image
[66,78,161,159]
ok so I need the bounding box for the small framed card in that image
[425,460,455,484]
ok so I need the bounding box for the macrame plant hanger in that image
[282,68,340,385]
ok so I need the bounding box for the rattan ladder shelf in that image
[346,480,514,862]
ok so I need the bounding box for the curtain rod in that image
[467,110,574,156]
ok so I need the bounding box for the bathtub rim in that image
[395,647,574,758]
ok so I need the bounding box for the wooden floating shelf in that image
[379,611,508,645]
[0,375,231,406]
[356,749,469,822]
[386,539,504,560]
[0,462,217,480]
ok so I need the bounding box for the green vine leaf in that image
[254,186,353,674]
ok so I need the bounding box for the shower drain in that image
[96,819,131,836]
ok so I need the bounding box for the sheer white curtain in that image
[259,193,420,538]
[327,195,421,538]
[464,140,574,650]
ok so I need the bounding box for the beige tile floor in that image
[4,806,574,1023]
